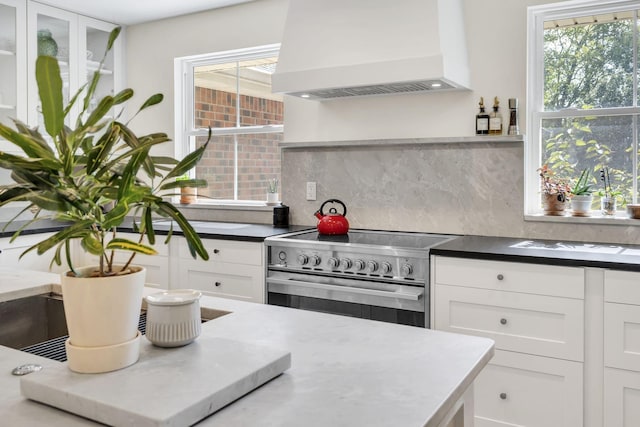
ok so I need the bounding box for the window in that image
[175,44,283,205]
[527,0,640,217]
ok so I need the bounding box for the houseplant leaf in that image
[35,55,64,138]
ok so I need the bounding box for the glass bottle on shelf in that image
[476,97,489,135]
[489,96,503,135]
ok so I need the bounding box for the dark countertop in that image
[431,235,640,272]
[0,219,311,242]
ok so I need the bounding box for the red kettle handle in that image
[319,199,347,217]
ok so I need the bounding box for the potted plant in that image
[266,178,279,205]
[598,167,622,216]
[569,168,594,217]
[0,28,209,373]
[538,164,570,215]
[177,174,197,204]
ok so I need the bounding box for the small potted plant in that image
[598,167,621,216]
[569,168,594,217]
[538,164,570,215]
[177,174,197,204]
[266,178,279,205]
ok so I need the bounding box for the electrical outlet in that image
[306,182,317,201]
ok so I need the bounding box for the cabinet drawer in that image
[434,256,584,299]
[605,302,640,372]
[178,238,262,266]
[177,261,264,303]
[604,367,640,426]
[434,284,584,361]
[474,350,583,427]
[605,270,640,305]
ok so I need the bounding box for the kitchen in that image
[0,0,639,426]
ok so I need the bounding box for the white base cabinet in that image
[474,350,583,427]
[0,233,65,273]
[432,256,586,426]
[174,237,264,303]
[432,255,640,427]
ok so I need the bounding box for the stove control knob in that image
[381,262,392,275]
[297,254,309,265]
[401,263,413,276]
[278,251,287,261]
[354,259,366,271]
[367,260,379,273]
[310,255,321,266]
[340,258,352,269]
[328,257,340,269]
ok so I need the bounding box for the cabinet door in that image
[27,2,78,129]
[177,259,264,303]
[0,233,66,273]
[434,284,585,361]
[78,16,122,118]
[604,367,640,427]
[0,0,27,153]
[474,350,583,427]
[604,302,640,372]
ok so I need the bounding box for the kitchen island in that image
[0,268,494,426]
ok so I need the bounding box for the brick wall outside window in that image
[193,87,283,201]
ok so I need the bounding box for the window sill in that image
[525,213,640,226]
[175,200,277,212]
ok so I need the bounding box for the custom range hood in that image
[272,0,470,100]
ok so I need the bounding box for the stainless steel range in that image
[265,229,454,328]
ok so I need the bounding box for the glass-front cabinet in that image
[23,2,122,132]
[0,0,26,154]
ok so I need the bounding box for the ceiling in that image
[36,0,257,25]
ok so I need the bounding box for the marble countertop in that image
[431,235,640,271]
[0,219,311,242]
[0,268,494,426]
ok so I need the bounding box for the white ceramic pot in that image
[570,194,593,217]
[145,289,202,347]
[266,192,279,205]
[61,265,145,373]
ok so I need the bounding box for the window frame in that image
[173,43,283,207]
[526,0,640,219]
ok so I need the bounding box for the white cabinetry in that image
[432,256,585,427]
[174,237,265,303]
[26,2,122,130]
[0,232,65,273]
[604,270,640,427]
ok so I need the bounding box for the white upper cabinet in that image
[0,0,26,154]
[26,2,122,130]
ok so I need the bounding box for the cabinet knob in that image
[499,392,507,400]
[214,281,221,287]
[500,318,508,325]
[497,274,504,280]
[213,249,220,254]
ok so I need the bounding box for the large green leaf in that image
[106,238,157,256]
[0,122,57,160]
[35,56,64,138]
[155,200,208,260]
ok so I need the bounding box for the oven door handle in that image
[266,277,423,301]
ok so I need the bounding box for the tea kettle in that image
[314,199,349,235]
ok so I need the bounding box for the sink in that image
[0,293,229,362]
[154,220,252,230]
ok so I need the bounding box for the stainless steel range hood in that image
[272,0,470,100]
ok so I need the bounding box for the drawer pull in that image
[214,281,222,287]
[497,274,504,281]
[499,392,507,400]
[500,318,508,325]
[213,249,220,254]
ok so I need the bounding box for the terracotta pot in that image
[542,193,567,216]
[180,187,197,204]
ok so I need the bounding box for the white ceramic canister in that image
[145,289,202,347]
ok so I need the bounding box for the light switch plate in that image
[306,182,316,201]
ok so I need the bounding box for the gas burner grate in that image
[20,313,148,363]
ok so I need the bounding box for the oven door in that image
[266,271,427,327]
